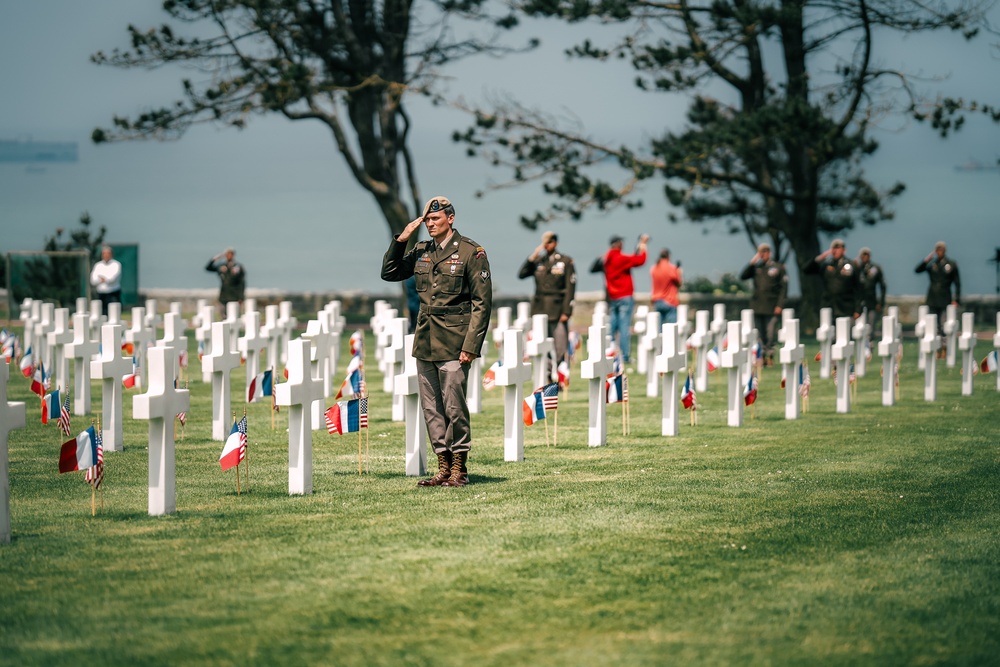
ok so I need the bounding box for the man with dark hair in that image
[804,238,860,320]
[915,241,960,347]
[381,196,493,488]
[518,230,576,369]
[740,242,787,365]
[602,234,648,363]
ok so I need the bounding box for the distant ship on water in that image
[954,159,1000,172]
[0,138,78,163]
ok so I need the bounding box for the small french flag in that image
[606,374,625,404]
[59,426,99,473]
[522,389,546,426]
[247,369,273,403]
[981,350,998,374]
[41,390,61,425]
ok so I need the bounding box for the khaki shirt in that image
[740,259,787,314]
[518,251,576,322]
[381,229,493,361]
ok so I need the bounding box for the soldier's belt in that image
[536,291,565,296]
[423,304,471,315]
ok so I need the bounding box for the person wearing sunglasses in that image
[381,196,493,488]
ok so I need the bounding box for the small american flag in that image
[176,411,187,426]
[359,396,369,429]
[541,382,559,411]
[623,374,629,403]
[85,428,104,489]
[236,415,248,462]
[57,391,72,437]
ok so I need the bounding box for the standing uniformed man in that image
[739,242,787,365]
[804,238,860,320]
[381,196,493,488]
[517,231,576,373]
[915,241,960,345]
[857,247,887,336]
[205,247,246,315]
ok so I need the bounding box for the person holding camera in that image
[650,248,682,324]
[602,234,648,364]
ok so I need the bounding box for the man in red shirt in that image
[603,234,648,363]
[650,248,683,324]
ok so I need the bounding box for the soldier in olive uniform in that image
[381,196,493,488]
[739,242,787,364]
[856,247,887,336]
[517,230,576,370]
[915,241,960,340]
[804,238,860,320]
[205,247,246,314]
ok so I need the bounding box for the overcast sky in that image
[1,1,998,298]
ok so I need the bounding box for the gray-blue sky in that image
[1,1,997,298]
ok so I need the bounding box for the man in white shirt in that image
[90,245,122,315]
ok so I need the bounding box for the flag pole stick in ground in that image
[365,427,370,474]
[271,366,276,431]
[554,410,558,446]
[243,407,250,491]
[544,414,550,447]
[358,430,363,476]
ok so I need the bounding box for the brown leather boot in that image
[442,450,469,487]
[417,451,452,487]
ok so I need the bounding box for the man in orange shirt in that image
[650,248,683,324]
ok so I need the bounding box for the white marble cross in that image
[394,333,427,477]
[303,319,333,430]
[466,337,487,415]
[275,338,324,495]
[191,298,208,332]
[133,345,190,516]
[592,301,609,330]
[778,317,805,420]
[22,299,39,355]
[382,317,408,422]
[740,308,758,378]
[919,312,940,402]
[277,301,297,365]
[126,306,156,391]
[831,317,854,414]
[514,301,532,337]
[375,307,399,393]
[492,306,513,359]
[633,304,650,340]
[195,303,214,383]
[144,298,162,331]
[526,314,555,389]
[260,304,282,373]
[494,328,532,461]
[33,302,55,375]
[777,308,796,343]
[225,301,242,353]
[710,303,727,359]
[1,360,27,544]
[721,321,748,427]
[655,323,687,436]
[369,299,391,368]
[239,310,264,400]
[676,304,691,343]
[107,302,122,326]
[958,312,976,397]
[942,303,959,368]
[580,323,614,446]
[46,307,73,392]
[816,308,834,379]
[690,310,712,392]
[65,312,99,416]
[877,313,901,407]
[321,302,344,382]
[157,312,188,383]
[203,321,242,441]
[91,323,133,453]
[88,300,105,355]
[914,305,930,371]
[851,314,870,378]
[638,311,662,397]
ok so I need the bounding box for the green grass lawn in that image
[2,336,999,666]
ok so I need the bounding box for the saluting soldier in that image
[517,230,576,370]
[381,196,493,488]
[856,247,887,336]
[804,238,860,320]
[915,240,960,343]
[739,242,787,365]
[205,247,246,315]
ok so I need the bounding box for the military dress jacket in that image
[206,258,246,303]
[740,259,788,314]
[517,252,576,323]
[915,256,961,309]
[804,256,860,319]
[381,229,493,361]
[857,261,887,311]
